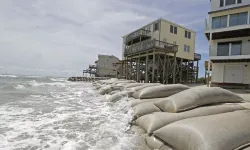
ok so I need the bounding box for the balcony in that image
[124,39,178,56]
[125,29,151,46]
[209,47,250,63]
[89,65,97,69]
[204,18,250,40]
[194,53,201,61]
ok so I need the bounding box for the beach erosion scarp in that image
[92,78,250,150]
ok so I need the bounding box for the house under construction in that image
[116,18,201,84]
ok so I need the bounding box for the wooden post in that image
[180,58,183,83]
[145,52,149,83]
[157,53,160,83]
[186,62,188,84]
[130,56,132,80]
[152,51,155,83]
[163,52,166,84]
[137,54,140,82]
[173,53,176,84]
[196,60,199,83]
[166,55,169,84]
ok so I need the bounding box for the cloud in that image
[0,0,209,77]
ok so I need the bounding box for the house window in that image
[174,26,177,34]
[226,0,236,6]
[154,22,159,31]
[145,25,151,31]
[184,45,190,53]
[212,15,227,29]
[237,0,242,3]
[229,12,248,26]
[217,42,230,56]
[231,41,242,55]
[170,25,177,34]
[170,25,174,33]
[185,31,191,39]
[220,0,224,7]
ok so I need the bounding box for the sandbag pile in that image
[92,79,250,150]
[132,87,248,150]
[153,110,250,150]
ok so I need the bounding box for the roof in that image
[122,18,196,38]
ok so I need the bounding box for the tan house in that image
[121,18,201,84]
[205,0,250,86]
[96,55,120,77]
[122,18,197,61]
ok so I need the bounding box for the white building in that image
[96,55,120,77]
[205,0,250,87]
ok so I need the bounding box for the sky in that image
[0,0,210,77]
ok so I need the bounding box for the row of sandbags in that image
[98,79,191,103]
[93,80,250,150]
[128,86,250,150]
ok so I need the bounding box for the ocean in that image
[0,75,148,150]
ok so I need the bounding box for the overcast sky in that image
[0,0,210,77]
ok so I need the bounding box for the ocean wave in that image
[50,78,67,82]
[15,84,26,89]
[28,80,66,87]
[0,74,18,78]
[0,81,147,150]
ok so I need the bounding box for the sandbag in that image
[99,85,124,95]
[154,87,244,112]
[132,102,161,120]
[130,97,167,107]
[107,90,133,102]
[133,84,189,99]
[129,83,161,92]
[136,103,245,134]
[110,90,120,95]
[145,136,173,150]
[154,110,250,150]
[113,80,136,85]
[125,83,146,88]
[99,85,112,95]
[127,97,137,101]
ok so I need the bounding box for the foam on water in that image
[15,84,26,89]
[0,74,18,78]
[0,76,148,150]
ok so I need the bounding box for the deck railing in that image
[89,65,97,68]
[124,39,178,56]
[125,29,151,44]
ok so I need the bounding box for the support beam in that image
[196,60,199,83]
[145,52,149,83]
[186,62,188,84]
[163,52,166,84]
[125,57,128,79]
[180,58,183,83]
[166,55,169,84]
[157,53,160,83]
[207,60,211,87]
[130,56,132,80]
[152,51,155,83]
[173,53,176,84]
[137,54,140,82]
